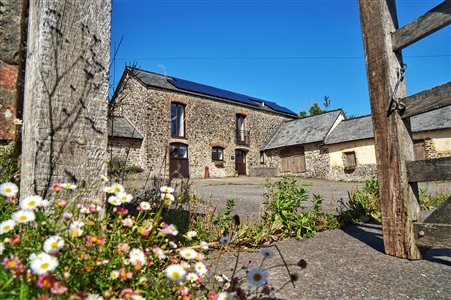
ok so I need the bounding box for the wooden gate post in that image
[358,0,421,259]
[21,0,111,200]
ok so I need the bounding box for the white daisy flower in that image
[161,193,175,203]
[100,175,109,182]
[117,192,133,203]
[194,261,207,276]
[108,195,121,206]
[103,186,114,193]
[186,231,197,239]
[13,118,22,126]
[69,221,84,238]
[12,210,35,223]
[0,220,16,234]
[218,292,234,300]
[43,235,65,254]
[121,217,134,227]
[132,296,145,300]
[19,195,42,211]
[246,268,268,287]
[29,252,58,275]
[165,264,186,282]
[63,183,77,190]
[110,270,119,279]
[153,247,166,260]
[0,182,18,198]
[160,186,174,194]
[261,248,274,259]
[111,183,125,194]
[139,201,151,210]
[129,248,146,266]
[79,207,90,214]
[179,248,198,260]
[186,272,199,282]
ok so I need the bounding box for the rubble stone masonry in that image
[114,73,295,178]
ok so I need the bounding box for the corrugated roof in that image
[263,110,343,150]
[108,116,144,140]
[324,105,451,145]
[126,67,298,118]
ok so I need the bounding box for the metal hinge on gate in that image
[387,64,407,116]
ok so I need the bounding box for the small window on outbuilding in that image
[259,151,265,164]
[212,147,224,161]
[343,151,357,169]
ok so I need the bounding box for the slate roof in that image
[263,110,343,150]
[324,105,451,145]
[124,67,298,118]
[108,116,144,140]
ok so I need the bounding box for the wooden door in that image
[169,143,189,178]
[235,149,246,175]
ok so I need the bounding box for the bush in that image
[0,142,20,184]
[419,188,450,210]
[339,177,381,224]
[260,176,339,240]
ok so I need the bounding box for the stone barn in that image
[261,110,344,179]
[325,105,451,181]
[110,67,298,178]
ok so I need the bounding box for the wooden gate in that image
[358,0,451,259]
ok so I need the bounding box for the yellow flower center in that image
[3,225,10,231]
[71,230,79,237]
[19,215,27,221]
[172,271,180,279]
[28,201,36,207]
[7,261,17,268]
[51,241,58,248]
[40,263,49,270]
[5,187,11,193]
[253,273,262,281]
[114,187,120,193]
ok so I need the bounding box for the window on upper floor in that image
[235,114,248,145]
[171,103,185,138]
[212,147,224,161]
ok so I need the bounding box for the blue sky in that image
[111,0,450,117]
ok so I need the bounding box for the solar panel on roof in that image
[261,100,297,116]
[168,78,258,107]
[167,77,297,116]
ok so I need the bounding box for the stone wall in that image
[262,142,330,179]
[107,138,142,168]
[114,73,295,178]
[303,142,330,179]
[0,0,26,140]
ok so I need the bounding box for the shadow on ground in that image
[342,222,451,266]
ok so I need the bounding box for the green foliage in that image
[339,177,381,224]
[214,199,237,235]
[308,102,323,116]
[0,142,20,183]
[108,157,143,180]
[419,188,450,210]
[299,111,307,118]
[261,176,339,240]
